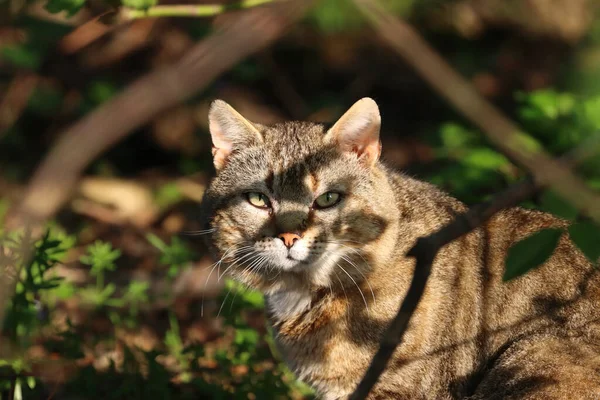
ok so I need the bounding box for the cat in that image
[199,98,600,399]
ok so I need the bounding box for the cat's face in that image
[201,99,388,292]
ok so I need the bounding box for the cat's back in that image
[481,207,600,343]
[382,164,600,362]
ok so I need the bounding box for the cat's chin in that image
[270,255,318,272]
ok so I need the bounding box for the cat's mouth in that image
[267,251,319,271]
[286,254,310,264]
[248,237,331,272]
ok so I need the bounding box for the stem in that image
[96,272,103,293]
[124,0,276,19]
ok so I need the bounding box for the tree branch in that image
[349,0,600,398]
[1,0,311,332]
[350,141,600,399]
[354,0,600,225]
[348,178,537,400]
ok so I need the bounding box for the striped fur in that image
[200,99,600,399]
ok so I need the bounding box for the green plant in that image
[1,228,76,397]
[147,233,195,279]
[208,279,314,399]
[79,241,121,307]
[431,89,600,280]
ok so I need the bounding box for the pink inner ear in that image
[209,115,236,169]
[212,146,229,170]
[329,98,381,166]
[336,119,381,164]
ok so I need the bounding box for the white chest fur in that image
[266,289,312,321]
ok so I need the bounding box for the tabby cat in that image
[199,98,600,399]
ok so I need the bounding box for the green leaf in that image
[80,240,121,274]
[146,233,166,251]
[155,182,183,209]
[87,81,119,105]
[503,228,564,281]
[539,190,578,220]
[124,280,149,302]
[439,123,477,149]
[44,0,86,16]
[460,147,510,170]
[519,90,575,121]
[568,222,600,264]
[101,283,116,299]
[234,328,259,346]
[582,96,600,129]
[1,45,42,70]
[240,289,264,309]
[54,281,76,299]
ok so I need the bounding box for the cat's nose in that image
[277,233,301,249]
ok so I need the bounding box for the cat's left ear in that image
[208,100,263,170]
[326,97,381,167]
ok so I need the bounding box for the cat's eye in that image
[313,192,341,209]
[246,192,271,209]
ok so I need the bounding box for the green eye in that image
[314,192,341,209]
[246,192,270,208]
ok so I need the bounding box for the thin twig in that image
[348,178,537,399]
[122,0,277,20]
[350,140,600,399]
[58,0,282,55]
[348,1,600,398]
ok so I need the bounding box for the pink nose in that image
[278,233,301,248]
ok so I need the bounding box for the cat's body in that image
[200,98,600,399]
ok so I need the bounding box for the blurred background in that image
[1,0,600,398]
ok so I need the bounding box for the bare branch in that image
[349,1,600,398]
[348,178,537,400]
[0,73,38,139]
[354,0,600,225]
[350,140,600,400]
[1,0,310,332]
[8,0,309,228]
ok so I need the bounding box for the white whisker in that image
[339,254,376,305]
[332,269,347,299]
[217,285,233,317]
[237,254,264,278]
[201,243,248,317]
[218,248,256,281]
[336,261,369,313]
[326,241,376,306]
[181,228,217,236]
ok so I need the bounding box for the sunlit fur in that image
[200,99,600,399]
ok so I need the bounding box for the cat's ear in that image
[326,97,381,167]
[208,100,263,170]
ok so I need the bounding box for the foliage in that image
[44,0,87,17]
[0,225,309,399]
[2,0,600,398]
[503,228,564,281]
[432,89,600,279]
[147,233,196,278]
[0,229,74,395]
[567,222,600,265]
[427,122,515,203]
[81,241,121,288]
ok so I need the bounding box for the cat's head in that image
[200,98,394,293]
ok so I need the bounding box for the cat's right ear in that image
[208,100,263,170]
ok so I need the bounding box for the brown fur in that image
[200,98,600,399]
